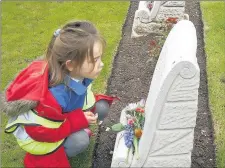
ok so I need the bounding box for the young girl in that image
[2,21,117,167]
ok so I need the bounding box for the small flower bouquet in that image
[108,99,146,162]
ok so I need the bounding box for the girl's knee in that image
[75,131,90,149]
[64,130,90,157]
[95,100,110,120]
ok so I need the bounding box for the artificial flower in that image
[166,17,178,24]
[128,119,134,125]
[134,128,143,139]
[109,99,146,162]
[135,107,145,113]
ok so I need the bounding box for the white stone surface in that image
[136,1,151,23]
[133,18,164,35]
[135,1,162,23]
[143,154,191,167]
[149,1,162,21]
[163,1,185,7]
[131,1,187,38]
[149,130,194,156]
[111,131,133,168]
[111,20,199,167]
[167,76,199,101]
[111,109,133,167]
[150,129,193,154]
[155,7,185,21]
[158,101,198,129]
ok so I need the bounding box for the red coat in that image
[5,61,118,167]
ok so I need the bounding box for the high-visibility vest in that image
[5,110,65,155]
[4,84,96,155]
[82,84,96,111]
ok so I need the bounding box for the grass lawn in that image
[200,2,225,168]
[1,1,129,167]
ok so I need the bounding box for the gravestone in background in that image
[131,1,187,38]
[111,20,199,168]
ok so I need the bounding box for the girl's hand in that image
[84,112,98,124]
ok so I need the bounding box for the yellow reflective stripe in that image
[5,125,18,133]
[17,137,64,155]
[35,113,63,128]
[5,110,65,155]
[5,118,38,133]
[5,110,63,133]
[83,84,96,111]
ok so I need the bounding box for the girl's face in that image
[69,41,104,80]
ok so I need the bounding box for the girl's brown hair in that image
[45,21,106,87]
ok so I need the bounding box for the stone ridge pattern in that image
[145,73,199,167]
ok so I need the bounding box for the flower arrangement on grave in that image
[165,17,179,31]
[107,99,146,162]
[148,39,162,57]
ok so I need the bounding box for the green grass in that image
[200,2,225,167]
[1,1,129,167]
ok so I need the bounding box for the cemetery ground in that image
[93,1,224,168]
[1,1,129,167]
[1,1,224,168]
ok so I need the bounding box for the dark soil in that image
[93,1,216,168]
[185,1,216,167]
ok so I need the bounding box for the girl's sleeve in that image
[24,108,88,142]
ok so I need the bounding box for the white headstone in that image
[111,20,199,167]
[131,1,187,38]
